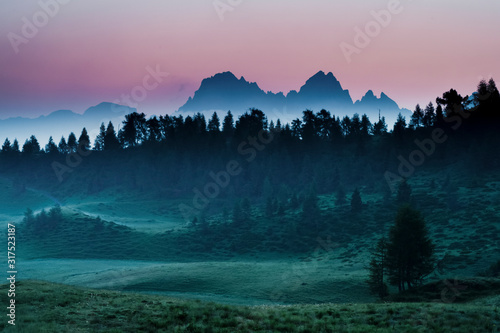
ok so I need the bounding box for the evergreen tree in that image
[316,109,332,139]
[146,116,162,142]
[351,188,363,212]
[222,111,235,139]
[45,136,58,155]
[372,116,388,136]
[104,121,120,150]
[120,112,147,147]
[94,123,106,151]
[396,179,412,204]
[67,132,77,152]
[22,135,40,155]
[58,136,68,154]
[11,139,19,153]
[387,205,435,291]
[2,138,11,153]
[367,237,389,298]
[393,113,407,139]
[301,110,317,142]
[360,114,372,137]
[410,104,424,129]
[208,112,221,133]
[423,102,436,128]
[78,128,91,151]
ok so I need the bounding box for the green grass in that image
[0,280,498,332]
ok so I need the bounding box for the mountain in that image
[177,71,410,125]
[179,72,285,113]
[0,102,135,148]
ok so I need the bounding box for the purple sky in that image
[1,0,499,119]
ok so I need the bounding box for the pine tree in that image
[351,188,363,213]
[104,121,120,150]
[372,116,388,136]
[367,237,389,298]
[423,102,436,128]
[45,136,58,155]
[208,112,221,133]
[94,123,106,151]
[78,128,91,151]
[2,138,11,153]
[387,205,435,291]
[22,135,40,155]
[410,104,424,129]
[67,132,77,152]
[222,111,234,139]
[396,179,412,204]
[58,136,68,154]
[11,139,19,153]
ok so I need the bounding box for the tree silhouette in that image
[78,128,90,151]
[11,139,19,153]
[396,179,412,204]
[222,111,235,139]
[146,116,162,142]
[120,112,147,147]
[367,237,389,298]
[67,132,77,153]
[393,113,407,140]
[2,138,11,153]
[94,123,106,151]
[360,114,372,137]
[410,104,424,129]
[301,110,317,143]
[436,88,467,118]
[104,121,120,150]
[22,135,40,155]
[372,116,388,136]
[45,136,58,155]
[208,112,221,133]
[58,136,68,154]
[387,205,435,291]
[350,188,363,213]
[423,102,436,128]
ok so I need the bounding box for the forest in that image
[1,79,499,295]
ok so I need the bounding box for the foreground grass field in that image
[1,280,498,332]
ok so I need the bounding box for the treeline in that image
[0,79,499,201]
[1,78,499,156]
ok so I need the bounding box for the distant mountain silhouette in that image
[0,102,135,148]
[177,71,410,125]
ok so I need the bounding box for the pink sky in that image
[0,0,499,118]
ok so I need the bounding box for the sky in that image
[0,0,499,119]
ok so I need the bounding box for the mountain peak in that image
[365,90,375,98]
[177,71,406,125]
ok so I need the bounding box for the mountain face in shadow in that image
[0,102,135,147]
[179,72,285,113]
[177,71,409,124]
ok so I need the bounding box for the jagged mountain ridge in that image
[177,71,410,125]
